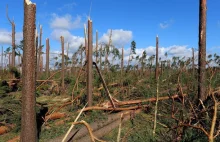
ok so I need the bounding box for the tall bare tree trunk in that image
[198,0,207,101]
[84,24,88,60]
[96,30,98,64]
[66,42,69,68]
[61,36,65,90]
[37,25,42,79]
[87,19,93,107]
[21,0,37,141]
[6,6,16,68]
[99,44,102,70]
[155,35,159,80]
[46,38,50,78]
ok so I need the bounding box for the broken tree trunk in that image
[61,36,65,90]
[46,38,50,78]
[155,35,159,80]
[87,19,93,107]
[6,5,16,68]
[21,0,37,141]
[93,62,116,109]
[105,94,187,108]
[99,44,102,70]
[198,0,207,101]
[37,25,42,79]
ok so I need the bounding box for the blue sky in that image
[0,0,220,64]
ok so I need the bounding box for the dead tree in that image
[87,19,93,107]
[61,36,65,90]
[198,0,207,101]
[99,44,102,70]
[6,5,16,68]
[155,35,159,80]
[84,24,88,60]
[46,38,50,78]
[21,0,37,141]
[66,42,69,68]
[37,25,42,78]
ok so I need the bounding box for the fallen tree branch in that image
[70,120,106,142]
[62,102,87,142]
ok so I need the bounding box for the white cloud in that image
[99,29,132,46]
[58,2,76,11]
[159,19,174,29]
[0,29,23,45]
[51,29,84,51]
[119,45,197,66]
[50,14,82,30]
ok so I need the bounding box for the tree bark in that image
[198,0,207,101]
[21,0,37,141]
[46,38,50,78]
[37,25,42,79]
[6,5,16,68]
[87,19,93,107]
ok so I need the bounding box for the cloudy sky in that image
[0,0,220,65]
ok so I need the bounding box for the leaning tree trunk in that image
[198,0,207,101]
[21,0,37,141]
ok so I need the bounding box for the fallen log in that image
[104,94,187,108]
[45,112,66,121]
[0,126,10,135]
[81,105,148,112]
[7,136,20,142]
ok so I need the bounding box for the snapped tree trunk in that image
[37,25,42,79]
[46,38,50,78]
[87,19,93,107]
[61,36,65,90]
[21,0,37,141]
[155,35,159,80]
[6,5,16,68]
[198,0,207,101]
